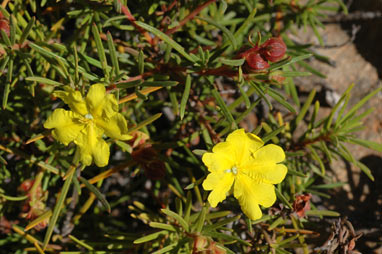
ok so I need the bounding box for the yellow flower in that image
[202,129,287,220]
[44,84,131,167]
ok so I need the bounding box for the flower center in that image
[224,166,238,175]
[78,114,94,125]
[85,113,94,120]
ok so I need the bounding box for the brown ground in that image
[291,22,382,253]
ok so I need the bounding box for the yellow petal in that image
[225,129,264,166]
[202,143,235,173]
[246,163,287,184]
[95,113,131,140]
[203,172,234,207]
[252,144,285,163]
[243,144,287,184]
[74,123,109,167]
[44,109,85,145]
[53,87,88,116]
[234,174,264,220]
[86,84,118,119]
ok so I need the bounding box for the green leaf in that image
[312,182,346,189]
[25,210,52,231]
[275,188,292,209]
[152,243,177,254]
[141,81,178,87]
[161,209,189,232]
[2,58,13,109]
[9,15,16,45]
[79,176,111,213]
[29,42,67,63]
[197,16,237,50]
[135,21,196,63]
[127,113,162,133]
[138,50,144,75]
[233,7,257,37]
[294,89,316,129]
[262,125,285,144]
[267,87,296,113]
[194,205,207,233]
[205,210,231,220]
[238,85,250,109]
[1,29,11,47]
[280,71,311,77]
[305,209,340,217]
[355,160,374,181]
[133,230,167,244]
[298,61,326,78]
[219,58,245,66]
[68,235,94,251]
[149,222,177,232]
[25,77,63,87]
[204,231,251,246]
[339,86,382,126]
[325,83,354,130]
[268,216,285,230]
[92,23,110,80]
[307,145,325,175]
[180,75,191,120]
[203,215,241,232]
[43,168,74,249]
[211,88,238,129]
[347,138,382,152]
[106,32,120,78]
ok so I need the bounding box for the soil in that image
[290,18,382,254]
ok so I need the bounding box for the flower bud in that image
[260,37,286,62]
[0,18,10,37]
[245,51,270,70]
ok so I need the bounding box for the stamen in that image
[84,114,94,120]
[224,166,238,175]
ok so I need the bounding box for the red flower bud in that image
[0,18,10,37]
[260,37,286,62]
[246,51,270,70]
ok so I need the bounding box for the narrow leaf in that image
[339,86,382,125]
[348,138,382,152]
[79,176,111,213]
[294,89,316,129]
[180,75,191,120]
[92,24,109,79]
[25,210,52,231]
[149,222,177,232]
[219,58,245,66]
[43,168,74,249]
[135,21,196,63]
[26,77,63,87]
[127,113,162,133]
[9,15,16,45]
[197,16,237,50]
[267,87,296,113]
[106,32,120,78]
[133,230,167,244]
[211,88,237,129]
[262,125,285,144]
[305,210,340,217]
[161,209,189,232]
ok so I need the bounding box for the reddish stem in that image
[118,0,154,45]
[166,0,217,35]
